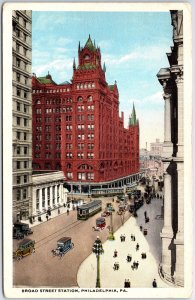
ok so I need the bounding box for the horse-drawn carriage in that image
[51,237,74,258]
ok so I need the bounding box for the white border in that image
[3,2,192,298]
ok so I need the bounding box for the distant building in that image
[12,10,32,222]
[157,10,184,286]
[140,139,163,178]
[32,36,140,193]
[150,138,163,158]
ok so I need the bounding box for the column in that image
[55,185,57,205]
[174,161,184,285]
[160,162,173,280]
[50,186,52,208]
[162,82,173,158]
[32,188,36,215]
[60,184,63,204]
[176,74,184,158]
[39,188,42,212]
[45,186,48,210]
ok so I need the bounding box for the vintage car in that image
[52,237,74,257]
[13,239,35,260]
[96,217,106,229]
[14,222,33,235]
[13,227,24,240]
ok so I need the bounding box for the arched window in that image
[36,99,41,104]
[77,96,83,102]
[67,163,72,169]
[78,164,93,170]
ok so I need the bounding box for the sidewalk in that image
[22,203,74,228]
[77,197,170,288]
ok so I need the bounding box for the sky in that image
[32,11,173,149]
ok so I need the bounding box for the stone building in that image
[32,36,140,193]
[12,10,32,222]
[32,171,67,218]
[157,10,183,286]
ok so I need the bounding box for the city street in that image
[77,196,170,288]
[13,197,132,287]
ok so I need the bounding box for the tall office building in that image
[12,10,32,222]
[32,36,140,193]
[157,10,184,286]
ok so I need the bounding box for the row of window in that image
[34,143,94,151]
[35,133,95,141]
[16,161,29,169]
[15,43,29,57]
[35,114,94,123]
[36,105,95,114]
[16,131,28,140]
[16,102,28,113]
[16,175,28,184]
[15,12,28,29]
[15,188,28,201]
[15,57,28,71]
[33,87,70,94]
[67,172,94,180]
[16,117,28,127]
[16,146,28,155]
[76,82,95,90]
[16,88,29,99]
[66,153,94,159]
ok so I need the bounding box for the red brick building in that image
[32,36,140,193]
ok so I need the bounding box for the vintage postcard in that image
[3,2,192,298]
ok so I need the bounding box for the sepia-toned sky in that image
[32,11,172,149]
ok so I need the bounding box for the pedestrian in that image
[144,211,147,218]
[123,234,126,242]
[131,234,133,241]
[46,214,48,221]
[152,279,157,288]
[136,261,139,269]
[120,234,123,242]
[127,279,131,288]
[113,250,118,258]
[112,198,114,202]
[127,254,132,262]
[58,208,60,215]
[140,225,142,231]
[136,243,139,251]
[67,209,69,215]
[63,203,66,208]
[133,235,136,241]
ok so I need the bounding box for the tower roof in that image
[84,35,96,52]
[129,103,138,126]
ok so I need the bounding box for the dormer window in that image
[84,54,90,60]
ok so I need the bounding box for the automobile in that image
[13,238,35,260]
[14,222,33,235]
[52,237,74,257]
[13,228,24,240]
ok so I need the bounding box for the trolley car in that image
[77,200,102,220]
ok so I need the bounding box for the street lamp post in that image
[108,206,115,240]
[92,236,104,288]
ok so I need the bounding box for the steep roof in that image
[84,35,96,52]
[37,74,57,85]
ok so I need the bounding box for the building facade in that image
[32,36,140,192]
[32,171,67,217]
[12,10,32,222]
[157,10,183,286]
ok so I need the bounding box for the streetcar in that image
[96,217,106,229]
[77,200,102,220]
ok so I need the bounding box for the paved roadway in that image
[13,197,132,287]
[77,196,169,288]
